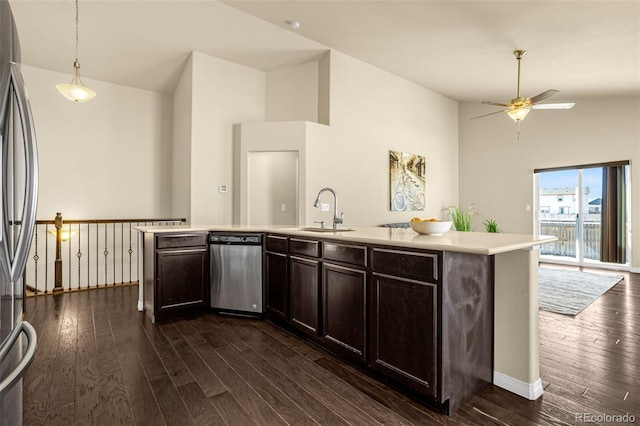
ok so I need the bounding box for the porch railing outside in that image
[25,213,185,294]
[539,220,601,260]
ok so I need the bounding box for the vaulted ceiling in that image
[10,0,640,102]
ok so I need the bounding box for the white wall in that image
[237,50,459,228]
[305,51,459,227]
[266,62,319,123]
[21,65,173,220]
[459,96,640,268]
[172,55,193,221]
[187,52,265,225]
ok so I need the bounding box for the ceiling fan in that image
[472,50,575,139]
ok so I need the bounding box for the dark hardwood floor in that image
[23,268,640,425]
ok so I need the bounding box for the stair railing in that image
[25,213,186,294]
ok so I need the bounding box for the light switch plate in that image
[218,185,228,193]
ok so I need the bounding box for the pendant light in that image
[56,0,96,102]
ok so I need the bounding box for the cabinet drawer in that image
[323,242,367,267]
[371,248,440,283]
[289,238,320,258]
[266,235,288,253]
[156,233,207,249]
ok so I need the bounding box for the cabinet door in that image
[370,273,438,399]
[289,256,320,335]
[156,247,209,318]
[322,263,366,362]
[266,251,288,320]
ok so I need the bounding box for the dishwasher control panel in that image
[210,234,262,245]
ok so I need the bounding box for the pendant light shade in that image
[57,0,95,102]
[56,60,95,102]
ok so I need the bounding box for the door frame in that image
[534,164,632,271]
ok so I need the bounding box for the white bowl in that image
[409,221,452,236]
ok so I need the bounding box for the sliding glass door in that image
[535,162,630,268]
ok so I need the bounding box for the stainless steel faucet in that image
[313,187,343,229]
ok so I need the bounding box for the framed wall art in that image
[389,150,425,211]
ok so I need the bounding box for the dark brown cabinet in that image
[263,234,493,415]
[322,263,366,362]
[369,247,441,398]
[265,235,288,320]
[370,273,438,398]
[143,232,209,322]
[289,256,320,335]
[320,240,368,361]
[288,238,321,335]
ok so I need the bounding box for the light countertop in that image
[136,225,556,255]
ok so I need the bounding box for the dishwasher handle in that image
[209,234,263,245]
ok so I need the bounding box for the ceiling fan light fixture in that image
[507,106,531,122]
[473,49,575,136]
[56,60,96,102]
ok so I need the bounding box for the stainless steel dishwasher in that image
[210,233,263,315]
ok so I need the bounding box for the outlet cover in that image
[320,203,330,212]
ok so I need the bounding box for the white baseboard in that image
[630,266,640,273]
[493,371,544,400]
[137,299,144,312]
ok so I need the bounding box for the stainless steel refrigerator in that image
[0,0,39,423]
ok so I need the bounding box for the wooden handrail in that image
[36,217,186,225]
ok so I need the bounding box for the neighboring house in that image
[539,187,605,225]
[539,187,590,218]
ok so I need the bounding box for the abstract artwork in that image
[389,151,425,211]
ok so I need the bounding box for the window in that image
[535,161,630,266]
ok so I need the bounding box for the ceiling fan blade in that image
[530,89,559,104]
[532,102,575,110]
[481,101,509,107]
[471,109,508,120]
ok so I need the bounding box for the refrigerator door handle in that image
[0,321,37,396]
[0,63,39,283]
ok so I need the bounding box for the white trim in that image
[137,299,144,312]
[493,371,543,400]
[630,266,640,273]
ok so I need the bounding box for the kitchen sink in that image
[298,227,355,232]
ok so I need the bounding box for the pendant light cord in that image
[75,0,79,63]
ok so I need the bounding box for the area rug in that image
[538,268,624,316]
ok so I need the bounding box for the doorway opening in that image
[535,161,631,269]
[247,151,299,226]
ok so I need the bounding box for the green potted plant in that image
[446,205,475,231]
[484,218,502,233]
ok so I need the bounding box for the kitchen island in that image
[136,225,555,413]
